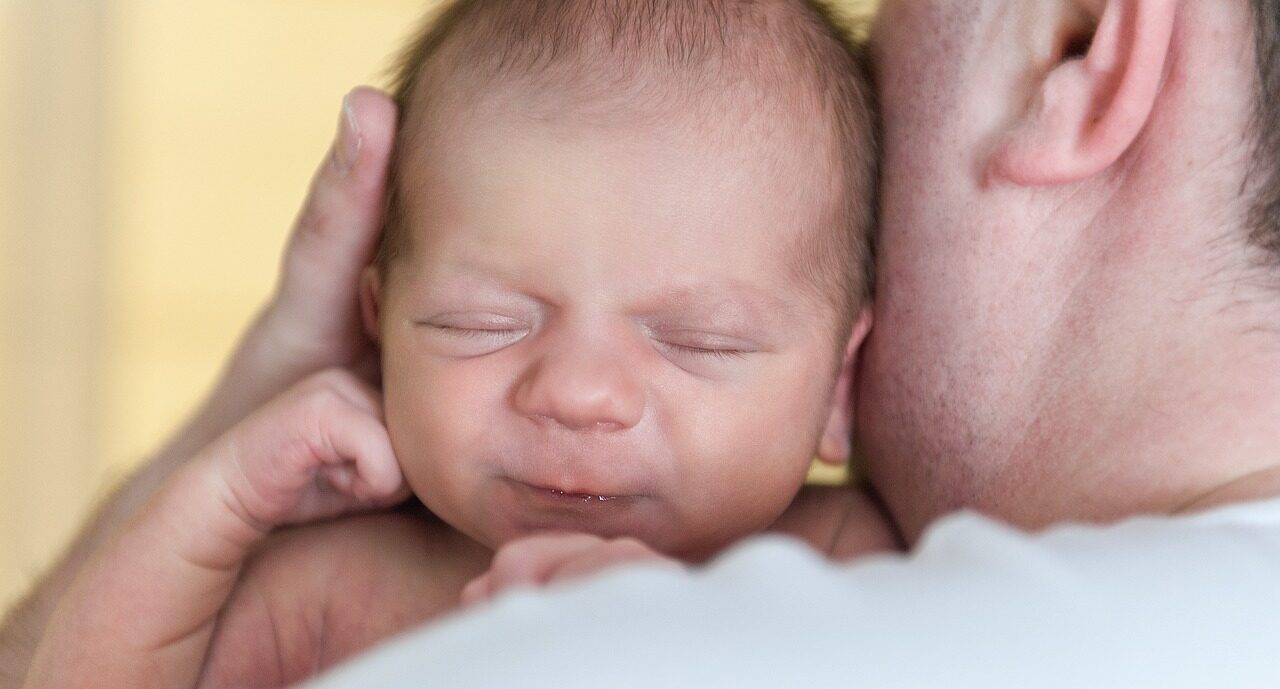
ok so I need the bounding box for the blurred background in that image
[0,0,875,609]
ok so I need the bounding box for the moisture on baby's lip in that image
[543,487,621,502]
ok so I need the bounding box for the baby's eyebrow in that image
[638,284,800,330]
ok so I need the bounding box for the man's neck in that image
[1090,331,1280,518]
[1012,163,1280,527]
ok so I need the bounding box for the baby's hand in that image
[23,369,408,689]
[169,367,410,572]
[210,368,408,540]
[461,533,682,606]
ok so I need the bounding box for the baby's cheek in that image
[381,369,445,477]
[386,364,505,541]
[667,399,816,539]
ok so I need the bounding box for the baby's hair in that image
[375,0,878,336]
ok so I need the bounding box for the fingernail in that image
[332,93,362,176]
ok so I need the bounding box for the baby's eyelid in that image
[652,329,757,352]
[416,312,529,330]
[663,342,749,360]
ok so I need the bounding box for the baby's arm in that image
[22,369,406,689]
[196,510,489,688]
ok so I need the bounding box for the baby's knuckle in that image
[611,537,648,554]
[308,368,378,410]
[489,542,533,572]
[297,384,347,421]
[307,367,357,391]
[492,541,554,579]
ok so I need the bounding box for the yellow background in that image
[0,0,875,609]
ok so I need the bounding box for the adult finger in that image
[270,86,398,359]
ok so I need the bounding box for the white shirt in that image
[303,499,1280,688]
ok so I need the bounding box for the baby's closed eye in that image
[414,313,530,355]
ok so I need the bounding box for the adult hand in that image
[169,86,398,464]
[0,87,398,689]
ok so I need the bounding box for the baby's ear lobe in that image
[359,265,383,344]
[988,0,1176,187]
[816,308,872,466]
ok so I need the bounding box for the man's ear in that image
[359,265,383,344]
[816,307,872,466]
[988,0,1177,186]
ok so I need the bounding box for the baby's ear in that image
[359,265,383,344]
[816,308,872,466]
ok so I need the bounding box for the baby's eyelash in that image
[664,343,748,361]
[424,324,521,339]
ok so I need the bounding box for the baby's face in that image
[370,101,857,558]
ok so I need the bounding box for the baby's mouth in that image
[502,477,641,508]
[494,477,656,543]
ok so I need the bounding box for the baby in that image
[24,1,879,687]
[367,0,877,564]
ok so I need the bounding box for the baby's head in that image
[361,0,877,559]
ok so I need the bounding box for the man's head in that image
[361,0,877,558]
[861,0,1280,541]
[1248,0,1280,256]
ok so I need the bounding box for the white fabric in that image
[303,500,1280,688]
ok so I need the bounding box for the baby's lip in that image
[506,477,643,503]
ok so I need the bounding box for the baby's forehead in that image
[403,92,834,246]
[402,73,847,293]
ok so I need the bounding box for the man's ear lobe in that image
[989,0,1176,187]
[359,265,383,344]
[816,308,872,466]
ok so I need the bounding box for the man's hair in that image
[373,0,878,331]
[1250,1,1280,259]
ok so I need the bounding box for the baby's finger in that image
[482,533,605,598]
[298,471,410,522]
[302,368,384,420]
[548,539,679,585]
[317,403,402,500]
[459,573,493,607]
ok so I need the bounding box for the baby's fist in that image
[209,368,408,536]
[461,533,682,606]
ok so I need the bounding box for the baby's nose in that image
[512,343,645,432]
